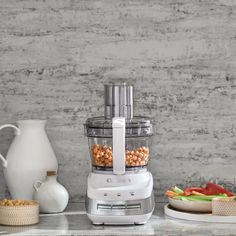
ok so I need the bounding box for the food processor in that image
[84,82,154,225]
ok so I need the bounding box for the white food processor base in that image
[86,171,155,225]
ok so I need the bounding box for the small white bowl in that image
[168,197,212,213]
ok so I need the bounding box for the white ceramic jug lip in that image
[17,120,46,125]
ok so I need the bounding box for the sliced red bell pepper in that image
[204,182,234,197]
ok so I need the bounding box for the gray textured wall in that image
[0,0,236,203]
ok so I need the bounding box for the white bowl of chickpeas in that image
[0,199,39,226]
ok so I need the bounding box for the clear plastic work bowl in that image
[84,116,153,171]
[88,137,150,169]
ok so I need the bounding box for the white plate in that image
[168,197,212,213]
[165,204,236,223]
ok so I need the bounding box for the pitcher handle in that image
[0,124,21,168]
[34,181,43,192]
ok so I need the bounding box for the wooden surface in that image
[0,0,236,202]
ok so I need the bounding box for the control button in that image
[104,193,108,197]
[117,193,121,197]
[107,178,112,183]
[130,192,135,196]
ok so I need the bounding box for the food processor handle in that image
[112,117,125,175]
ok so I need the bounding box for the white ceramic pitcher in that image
[0,120,58,199]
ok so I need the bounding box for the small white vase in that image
[0,120,58,199]
[33,171,69,213]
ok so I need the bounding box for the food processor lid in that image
[84,81,154,137]
[84,116,154,137]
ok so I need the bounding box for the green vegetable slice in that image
[173,194,227,202]
[171,186,184,194]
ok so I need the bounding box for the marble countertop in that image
[1,203,236,236]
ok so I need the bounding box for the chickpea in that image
[91,144,149,167]
[140,161,145,165]
[0,199,37,206]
